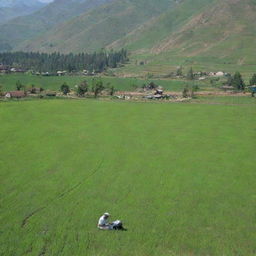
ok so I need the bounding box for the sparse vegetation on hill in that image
[0,0,114,52]
[0,0,255,75]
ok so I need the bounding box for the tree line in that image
[0,49,128,73]
[60,79,113,98]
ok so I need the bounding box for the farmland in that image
[0,74,193,92]
[0,99,255,256]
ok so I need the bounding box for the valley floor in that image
[0,99,255,256]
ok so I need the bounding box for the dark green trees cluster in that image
[227,72,245,90]
[77,81,89,96]
[187,67,194,80]
[60,83,70,95]
[16,80,24,91]
[92,80,105,98]
[249,74,256,86]
[0,49,128,73]
[60,79,115,98]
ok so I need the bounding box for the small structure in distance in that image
[5,91,26,99]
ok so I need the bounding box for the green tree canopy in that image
[16,80,24,91]
[60,82,70,95]
[249,74,256,86]
[176,66,183,76]
[92,79,105,98]
[233,72,245,91]
[77,81,88,97]
[187,67,194,80]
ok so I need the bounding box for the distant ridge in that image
[0,0,255,70]
[0,0,46,24]
[0,0,114,51]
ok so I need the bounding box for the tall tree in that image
[77,80,88,97]
[249,73,256,86]
[109,85,115,96]
[92,79,105,98]
[176,66,183,77]
[60,82,70,95]
[187,67,194,80]
[16,80,24,91]
[232,72,245,91]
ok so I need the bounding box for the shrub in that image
[60,83,70,95]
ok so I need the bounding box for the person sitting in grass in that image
[98,212,111,230]
[97,212,127,231]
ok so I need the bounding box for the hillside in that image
[1,0,255,74]
[0,0,113,52]
[112,0,256,74]
[16,0,174,53]
[0,0,45,24]
[122,0,256,60]
[14,0,256,72]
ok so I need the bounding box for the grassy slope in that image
[116,0,256,75]
[18,0,174,53]
[16,0,256,75]
[0,0,113,52]
[108,0,216,52]
[0,100,256,256]
[0,2,46,25]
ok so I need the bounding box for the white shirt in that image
[98,215,109,227]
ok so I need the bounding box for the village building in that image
[0,64,9,73]
[216,71,225,77]
[57,71,67,76]
[5,91,26,99]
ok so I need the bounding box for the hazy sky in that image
[39,0,53,2]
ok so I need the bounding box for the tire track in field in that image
[21,207,46,228]
[21,159,104,228]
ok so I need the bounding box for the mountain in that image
[0,0,46,24]
[1,0,255,72]
[0,0,113,51]
[17,0,174,53]
[117,0,256,63]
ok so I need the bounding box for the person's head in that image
[103,212,110,219]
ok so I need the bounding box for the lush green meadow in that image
[0,74,191,92]
[0,99,256,256]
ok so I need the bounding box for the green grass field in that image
[1,99,256,256]
[0,74,193,92]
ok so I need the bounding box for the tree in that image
[176,66,183,77]
[147,82,158,90]
[28,84,37,94]
[106,82,115,96]
[16,80,24,91]
[77,80,88,97]
[0,49,128,73]
[92,80,105,98]
[0,84,3,96]
[226,75,234,86]
[182,86,189,98]
[232,71,245,91]
[109,86,115,96]
[249,73,256,86]
[60,82,70,95]
[187,67,194,80]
